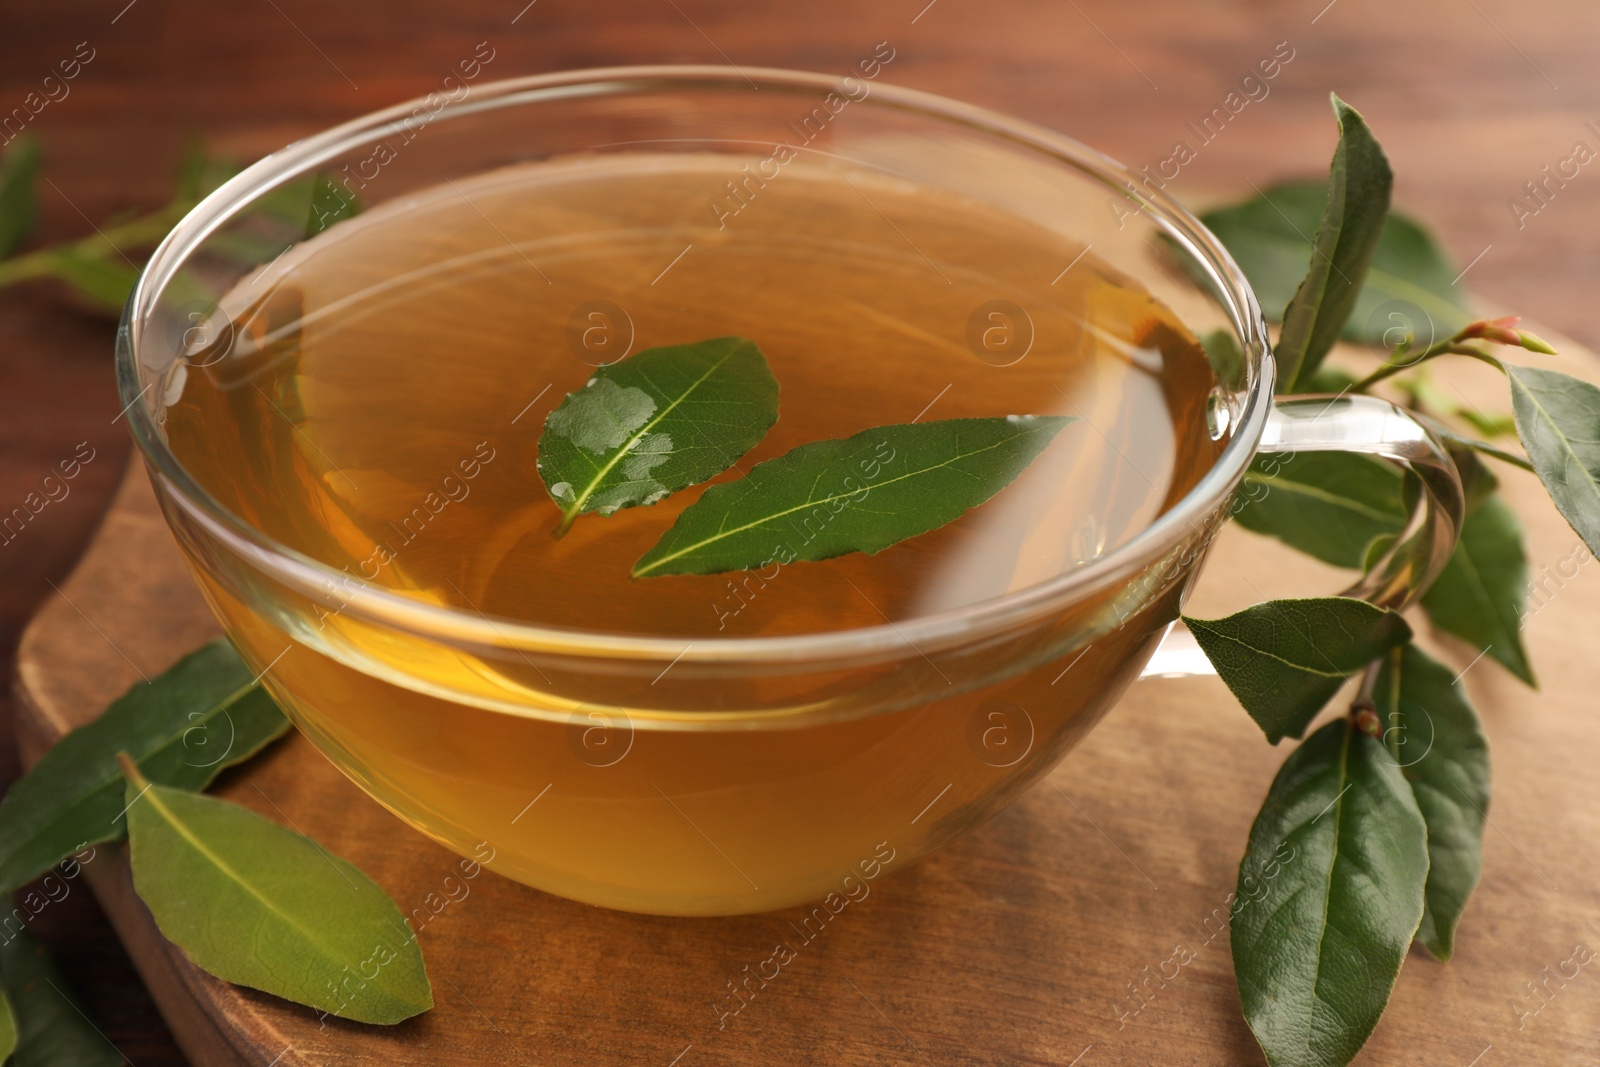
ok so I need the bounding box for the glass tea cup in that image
[117,67,1461,915]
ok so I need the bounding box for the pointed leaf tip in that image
[1420,494,1535,687]
[633,415,1074,577]
[1231,720,1428,1066]
[1273,94,1394,391]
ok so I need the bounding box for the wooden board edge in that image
[9,463,304,1066]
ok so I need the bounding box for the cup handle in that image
[1140,394,1465,679]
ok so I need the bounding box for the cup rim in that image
[118,64,1275,666]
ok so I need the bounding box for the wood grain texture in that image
[5,0,1599,351]
[15,334,1600,1065]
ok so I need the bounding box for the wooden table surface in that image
[2,1,1598,1063]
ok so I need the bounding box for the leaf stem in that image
[114,751,146,788]
[1348,660,1384,737]
[1465,440,1534,472]
[0,250,56,287]
[1350,340,1500,393]
[0,200,191,294]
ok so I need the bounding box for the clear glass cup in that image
[116,67,1462,915]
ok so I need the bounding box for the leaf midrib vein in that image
[564,346,744,519]
[1305,725,1354,1063]
[635,429,1040,575]
[140,784,357,982]
[1187,622,1349,678]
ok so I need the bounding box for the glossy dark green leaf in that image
[122,767,431,1025]
[1374,644,1490,961]
[1183,598,1412,743]
[1420,495,1534,686]
[44,247,140,313]
[1507,364,1600,558]
[0,136,41,258]
[1199,183,1326,331]
[0,638,290,895]
[0,920,123,1066]
[634,415,1074,577]
[539,336,780,534]
[1275,96,1395,391]
[1232,451,1406,568]
[1359,532,1397,575]
[1231,720,1428,1067]
[1203,181,1471,354]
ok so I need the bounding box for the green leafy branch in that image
[0,137,205,313]
[0,136,357,315]
[0,640,431,1039]
[1178,92,1600,1066]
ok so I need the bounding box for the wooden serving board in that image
[16,342,1600,1066]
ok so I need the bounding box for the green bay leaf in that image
[1183,597,1412,743]
[633,415,1074,578]
[539,336,779,534]
[0,919,122,1066]
[0,136,41,258]
[122,766,432,1025]
[1275,95,1394,391]
[0,638,291,896]
[1507,364,1600,558]
[1233,451,1406,569]
[1420,495,1534,685]
[1201,181,1472,352]
[1375,644,1490,961]
[1231,720,1428,1067]
[45,247,140,314]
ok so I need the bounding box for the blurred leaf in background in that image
[0,138,360,317]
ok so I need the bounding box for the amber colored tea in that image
[164,155,1222,913]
